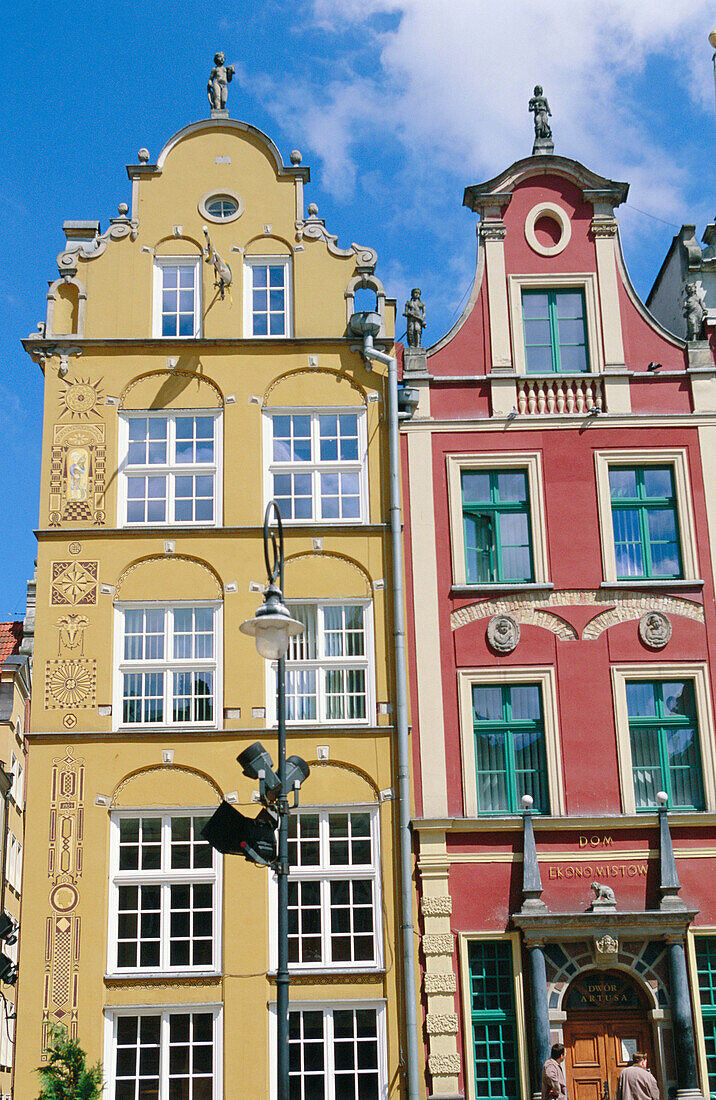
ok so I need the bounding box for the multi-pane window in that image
[266,411,367,523]
[109,813,218,974]
[246,259,291,337]
[695,937,716,1099]
[522,288,589,374]
[155,260,201,338]
[473,684,549,814]
[109,1008,219,1099]
[626,679,704,811]
[609,466,682,579]
[118,605,218,727]
[468,941,519,1100]
[287,1005,385,1100]
[462,470,533,584]
[121,413,220,526]
[287,809,380,970]
[283,603,372,724]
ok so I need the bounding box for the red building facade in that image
[401,150,716,1100]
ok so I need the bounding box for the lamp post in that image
[239,500,305,1100]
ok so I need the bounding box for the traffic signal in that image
[0,913,18,985]
[201,801,278,866]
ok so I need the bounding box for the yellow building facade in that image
[16,105,409,1098]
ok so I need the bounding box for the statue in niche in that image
[684,282,707,341]
[207,52,235,111]
[404,288,426,348]
[529,85,552,141]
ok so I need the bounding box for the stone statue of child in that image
[404,288,426,348]
[529,85,552,140]
[684,281,707,341]
[207,52,235,111]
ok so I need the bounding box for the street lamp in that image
[240,500,307,1100]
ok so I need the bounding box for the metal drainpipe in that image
[360,331,420,1100]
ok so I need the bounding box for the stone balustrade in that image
[517,375,605,415]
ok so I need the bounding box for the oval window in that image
[198,190,244,224]
[206,195,238,219]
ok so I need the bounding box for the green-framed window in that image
[626,679,704,811]
[462,470,533,584]
[695,937,716,1099]
[468,940,519,1100]
[522,289,589,374]
[473,684,549,814]
[609,465,682,579]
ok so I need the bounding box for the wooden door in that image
[565,1016,655,1100]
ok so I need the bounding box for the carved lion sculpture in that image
[590,881,616,903]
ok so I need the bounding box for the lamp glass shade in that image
[240,611,304,660]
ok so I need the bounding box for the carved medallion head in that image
[487,615,520,654]
[639,611,671,650]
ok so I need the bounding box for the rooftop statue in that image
[208,52,235,112]
[684,281,707,341]
[404,288,426,349]
[529,85,554,155]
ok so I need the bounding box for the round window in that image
[198,189,244,224]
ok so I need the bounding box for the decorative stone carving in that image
[59,378,103,420]
[591,217,619,238]
[589,881,616,910]
[684,281,707,341]
[639,611,672,650]
[595,934,619,955]
[428,1053,461,1076]
[426,1013,459,1035]
[479,221,507,241]
[45,659,97,710]
[207,51,234,112]
[404,288,426,348]
[487,614,520,653]
[529,85,554,154]
[421,895,452,917]
[424,972,457,994]
[51,561,98,606]
[423,934,454,956]
[295,210,378,270]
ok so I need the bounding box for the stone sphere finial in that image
[290,149,302,165]
[118,203,129,216]
[521,794,534,809]
[307,202,319,216]
[709,29,716,48]
[656,791,669,806]
[138,148,150,163]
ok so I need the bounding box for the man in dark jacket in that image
[616,1053,659,1100]
[542,1043,568,1100]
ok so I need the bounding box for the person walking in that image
[616,1052,659,1100]
[542,1043,569,1100]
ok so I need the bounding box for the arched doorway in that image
[563,970,656,1100]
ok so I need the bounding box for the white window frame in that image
[269,804,382,973]
[447,452,549,588]
[118,410,222,528]
[269,1000,388,1100]
[611,663,716,814]
[458,666,565,817]
[266,600,375,726]
[595,448,699,584]
[508,272,603,376]
[107,809,221,977]
[113,602,222,731]
[153,257,202,339]
[104,1004,222,1100]
[244,256,293,338]
[263,408,369,525]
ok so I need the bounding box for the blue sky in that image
[1,1,714,619]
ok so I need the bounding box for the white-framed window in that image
[458,667,565,817]
[447,453,549,588]
[270,806,382,972]
[611,664,716,814]
[594,449,699,584]
[104,1005,222,1099]
[118,411,221,527]
[264,409,368,523]
[9,753,23,810]
[270,1001,388,1100]
[244,257,292,337]
[107,811,220,976]
[153,258,202,338]
[507,272,603,375]
[270,601,374,725]
[4,835,19,894]
[114,603,221,729]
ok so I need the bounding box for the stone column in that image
[667,937,705,1100]
[527,942,552,1100]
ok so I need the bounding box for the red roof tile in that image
[0,622,23,665]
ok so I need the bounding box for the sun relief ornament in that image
[487,614,520,654]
